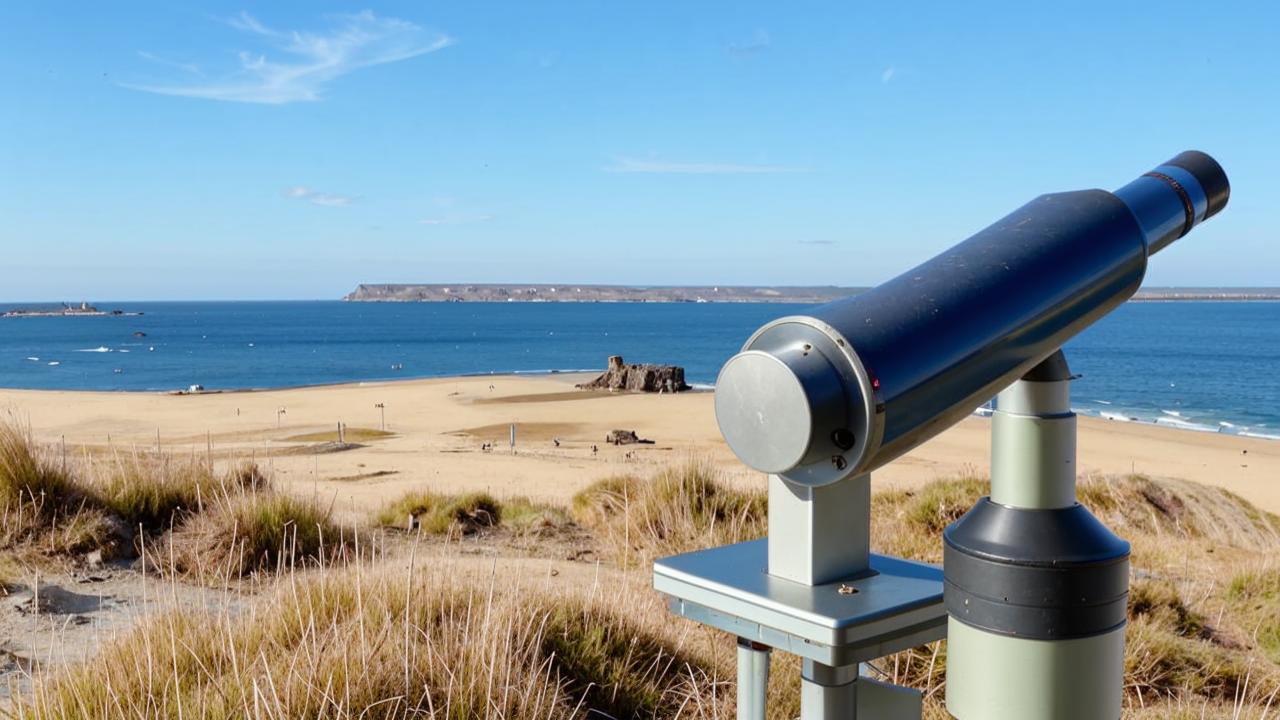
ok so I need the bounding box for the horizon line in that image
[5,284,1280,305]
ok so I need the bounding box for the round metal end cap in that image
[715,351,814,474]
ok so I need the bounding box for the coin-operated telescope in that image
[654,151,1229,719]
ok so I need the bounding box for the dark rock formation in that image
[606,429,653,445]
[577,356,690,393]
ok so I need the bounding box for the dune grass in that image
[162,490,360,581]
[89,455,268,535]
[1,419,358,583]
[571,459,767,567]
[13,562,728,720]
[1226,567,1280,665]
[502,496,573,534]
[376,490,502,534]
[375,490,571,537]
[0,422,126,558]
[6,436,1280,718]
[0,423,78,509]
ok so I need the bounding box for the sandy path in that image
[2,373,1277,515]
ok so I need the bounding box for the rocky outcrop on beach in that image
[577,356,690,393]
[605,429,654,445]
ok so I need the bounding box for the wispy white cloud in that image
[137,51,204,76]
[881,66,896,84]
[284,186,357,207]
[729,30,771,57]
[605,157,806,175]
[127,11,452,104]
[419,214,493,226]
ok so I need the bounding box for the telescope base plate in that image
[654,539,946,667]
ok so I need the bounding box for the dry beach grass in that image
[2,411,1279,718]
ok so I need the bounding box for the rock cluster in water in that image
[577,355,690,393]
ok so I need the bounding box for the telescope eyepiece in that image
[1115,149,1230,255]
[1165,150,1230,221]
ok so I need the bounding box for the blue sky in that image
[1,2,1276,300]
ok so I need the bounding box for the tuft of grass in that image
[541,601,717,718]
[1124,613,1277,705]
[375,489,442,528]
[91,456,268,535]
[1225,567,1280,664]
[871,475,986,562]
[502,496,573,535]
[165,491,358,580]
[1128,580,1207,639]
[571,459,767,567]
[0,422,80,515]
[1,421,127,559]
[376,490,503,534]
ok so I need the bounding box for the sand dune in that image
[2,372,1277,516]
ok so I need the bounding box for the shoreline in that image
[2,371,1277,515]
[1,371,1270,442]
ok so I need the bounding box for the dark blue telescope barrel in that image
[714,151,1229,487]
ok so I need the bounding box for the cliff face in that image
[343,283,865,304]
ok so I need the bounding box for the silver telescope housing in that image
[715,151,1230,487]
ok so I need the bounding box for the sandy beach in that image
[2,372,1277,516]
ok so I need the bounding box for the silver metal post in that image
[801,661,858,720]
[768,473,870,584]
[989,369,1076,508]
[737,639,770,720]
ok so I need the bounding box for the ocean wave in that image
[1161,409,1183,418]
[1100,411,1134,422]
[25,356,39,362]
[1241,431,1280,440]
[688,383,715,391]
[1154,416,1218,433]
[1219,421,1236,428]
[1094,399,1112,405]
[75,346,112,353]
[47,361,60,366]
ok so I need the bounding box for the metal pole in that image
[946,351,1128,719]
[801,661,857,720]
[736,639,770,720]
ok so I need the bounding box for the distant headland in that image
[344,284,1280,304]
[2,302,142,318]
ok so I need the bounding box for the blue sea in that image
[1,301,1277,439]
